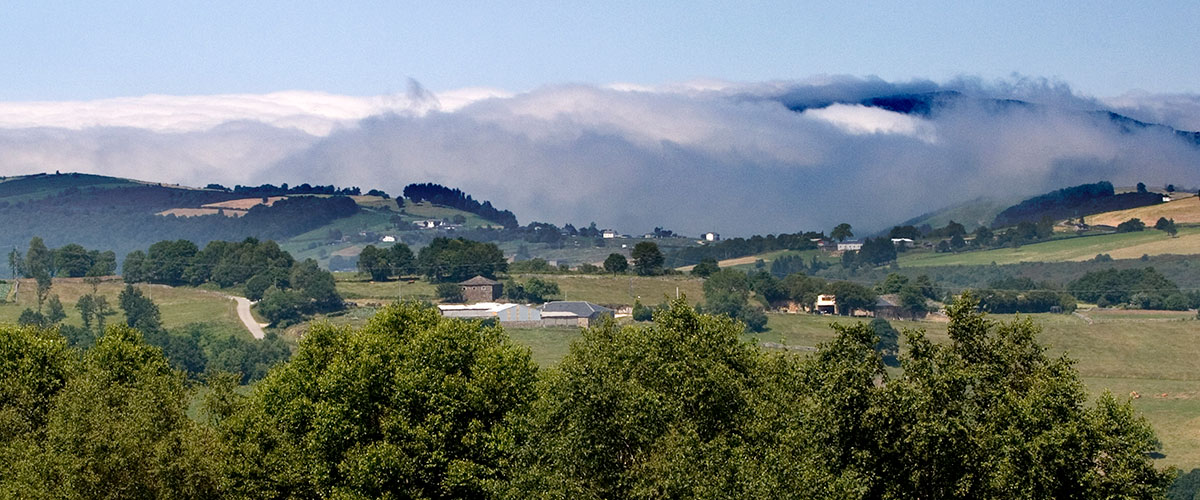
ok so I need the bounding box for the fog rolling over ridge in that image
[1,76,1198,235]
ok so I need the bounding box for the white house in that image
[837,240,863,252]
[703,232,720,242]
[381,235,396,243]
[815,294,838,315]
[601,229,618,239]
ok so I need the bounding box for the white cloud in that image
[803,104,938,143]
[0,76,1198,235]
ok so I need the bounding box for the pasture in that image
[898,226,1200,267]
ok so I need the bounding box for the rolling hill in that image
[1085,194,1200,226]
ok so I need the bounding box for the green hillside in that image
[895,196,1019,232]
[898,226,1200,267]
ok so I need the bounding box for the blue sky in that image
[2,1,1197,100]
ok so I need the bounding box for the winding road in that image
[232,296,268,339]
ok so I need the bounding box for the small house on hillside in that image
[460,276,502,302]
[703,232,720,242]
[601,229,618,239]
[837,241,863,252]
[539,301,614,327]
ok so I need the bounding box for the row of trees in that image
[1069,267,1200,310]
[0,297,1172,497]
[8,238,117,279]
[123,238,344,326]
[403,182,519,228]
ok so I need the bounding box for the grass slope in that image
[1087,195,1200,226]
[0,173,140,202]
[898,227,1200,267]
[0,278,249,341]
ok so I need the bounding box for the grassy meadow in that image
[0,277,250,341]
[898,226,1200,267]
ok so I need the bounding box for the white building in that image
[837,240,863,252]
[703,232,720,242]
[438,303,542,324]
[601,229,618,239]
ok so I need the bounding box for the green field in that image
[898,226,1200,267]
[0,278,250,341]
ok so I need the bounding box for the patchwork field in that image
[899,226,1200,267]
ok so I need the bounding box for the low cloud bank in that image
[1,76,1197,235]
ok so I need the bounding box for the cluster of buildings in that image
[440,276,614,327]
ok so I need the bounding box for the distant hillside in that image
[1086,194,1200,227]
[0,173,362,260]
[893,197,1018,233]
[992,181,1162,228]
[786,91,1200,147]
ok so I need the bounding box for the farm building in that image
[874,294,903,320]
[439,303,541,326]
[836,241,863,252]
[890,238,914,248]
[703,232,720,242]
[815,294,838,315]
[539,301,614,327]
[460,276,502,302]
[601,229,618,239]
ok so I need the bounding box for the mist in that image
[0,76,1197,236]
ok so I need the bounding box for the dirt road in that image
[232,296,267,339]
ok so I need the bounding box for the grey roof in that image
[459,275,500,286]
[539,301,613,318]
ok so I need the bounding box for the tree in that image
[436,282,465,302]
[831,223,853,242]
[1155,217,1178,237]
[255,287,307,326]
[7,248,22,279]
[603,253,628,274]
[53,243,92,278]
[45,295,66,325]
[856,294,1173,497]
[219,303,538,499]
[1137,181,1148,193]
[417,237,507,282]
[691,258,720,277]
[703,269,768,332]
[6,325,222,497]
[118,285,162,335]
[33,270,52,311]
[1117,218,1147,233]
[824,280,876,315]
[630,241,664,276]
[513,298,783,497]
[24,237,53,278]
[357,244,391,281]
[504,277,560,303]
[388,243,415,276]
[869,317,899,366]
[289,258,343,312]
